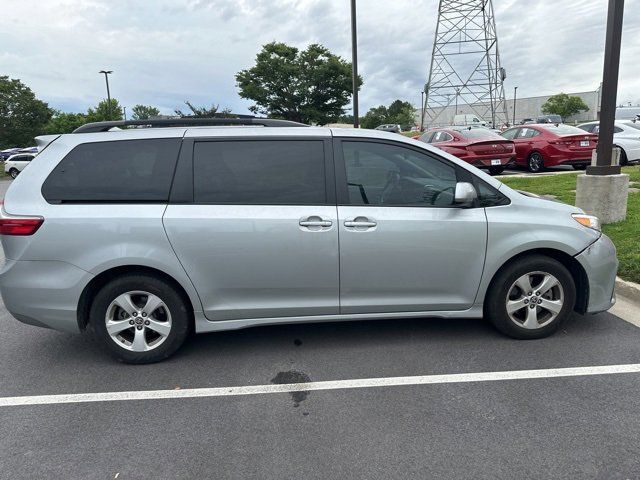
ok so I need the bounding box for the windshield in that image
[625,122,640,131]
[542,124,589,135]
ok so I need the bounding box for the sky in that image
[1,0,639,116]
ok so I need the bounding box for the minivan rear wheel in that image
[90,274,191,363]
[9,168,19,179]
[485,255,576,339]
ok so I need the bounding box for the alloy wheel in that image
[105,290,172,352]
[505,271,564,329]
[528,153,543,172]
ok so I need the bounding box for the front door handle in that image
[344,217,377,229]
[299,216,332,229]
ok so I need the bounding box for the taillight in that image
[0,203,43,236]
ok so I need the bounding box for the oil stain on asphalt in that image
[271,370,311,408]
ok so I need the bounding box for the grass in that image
[500,166,640,284]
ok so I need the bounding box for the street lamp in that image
[350,0,359,128]
[513,86,518,125]
[455,88,460,115]
[420,90,425,131]
[99,70,113,120]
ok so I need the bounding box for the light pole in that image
[123,106,127,121]
[420,91,425,131]
[513,86,518,125]
[589,0,624,176]
[455,89,460,115]
[99,70,113,120]
[350,0,359,128]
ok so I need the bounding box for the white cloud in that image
[1,0,639,115]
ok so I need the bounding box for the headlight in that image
[572,213,601,232]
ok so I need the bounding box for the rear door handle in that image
[344,217,377,228]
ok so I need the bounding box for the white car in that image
[578,120,640,166]
[4,152,36,179]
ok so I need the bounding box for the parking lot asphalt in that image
[1,178,640,479]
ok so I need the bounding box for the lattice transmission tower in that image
[422,0,508,129]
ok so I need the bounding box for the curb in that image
[615,277,640,302]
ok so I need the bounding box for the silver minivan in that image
[0,118,618,363]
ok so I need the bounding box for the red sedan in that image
[415,126,515,175]
[500,124,598,172]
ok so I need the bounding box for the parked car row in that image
[4,152,36,178]
[0,146,37,160]
[416,123,600,173]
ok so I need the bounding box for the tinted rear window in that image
[193,140,326,204]
[454,129,504,140]
[42,139,181,203]
[541,125,588,135]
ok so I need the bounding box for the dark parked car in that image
[536,114,563,124]
[500,124,597,172]
[416,126,515,175]
[0,148,22,161]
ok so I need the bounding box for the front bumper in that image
[0,259,93,333]
[575,234,618,314]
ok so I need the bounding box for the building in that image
[417,87,602,128]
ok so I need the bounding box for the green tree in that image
[44,111,87,134]
[236,42,362,125]
[361,105,389,129]
[86,98,123,123]
[174,101,232,118]
[361,99,416,130]
[0,76,51,148]
[131,104,160,120]
[541,93,589,119]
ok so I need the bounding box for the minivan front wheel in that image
[485,256,576,339]
[90,274,191,363]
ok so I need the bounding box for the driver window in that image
[342,141,457,207]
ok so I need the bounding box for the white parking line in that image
[2,363,640,407]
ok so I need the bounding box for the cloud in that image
[1,0,639,116]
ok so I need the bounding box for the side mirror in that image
[454,182,478,207]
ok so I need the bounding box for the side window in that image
[342,141,457,207]
[614,126,623,134]
[524,128,539,138]
[431,131,452,143]
[518,128,530,138]
[419,132,434,143]
[501,129,518,140]
[474,180,510,207]
[193,140,326,205]
[42,139,181,203]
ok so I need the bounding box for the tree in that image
[541,93,589,119]
[174,101,232,118]
[361,99,416,130]
[0,76,51,148]
[236,42,362,125]
[86,98,123,123]
[131,104,160,120]
[44,111,87,134]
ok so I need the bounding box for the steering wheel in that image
[433,186,455,206]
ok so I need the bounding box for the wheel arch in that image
[483,248,589,315]
[77,265,196,331]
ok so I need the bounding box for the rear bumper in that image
[465,155,515,168]
[0,259,92,333]
[575,234,618,314]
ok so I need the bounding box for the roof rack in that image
[72,117,308,134]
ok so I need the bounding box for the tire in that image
[485,255,576,339]
[572,164,587,170]
[90,274,191,363]
[488,166,505,175]
[619,148,628,166]
[9,168,18,179]
[527,152,545,173]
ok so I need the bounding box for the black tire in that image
[485,255,576,339]
[527,152,545,173]
[572,164,587,170]
[488,166,505,175]
[90,274,191,363]
[619,148,628,166]
[9,168,18,179]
